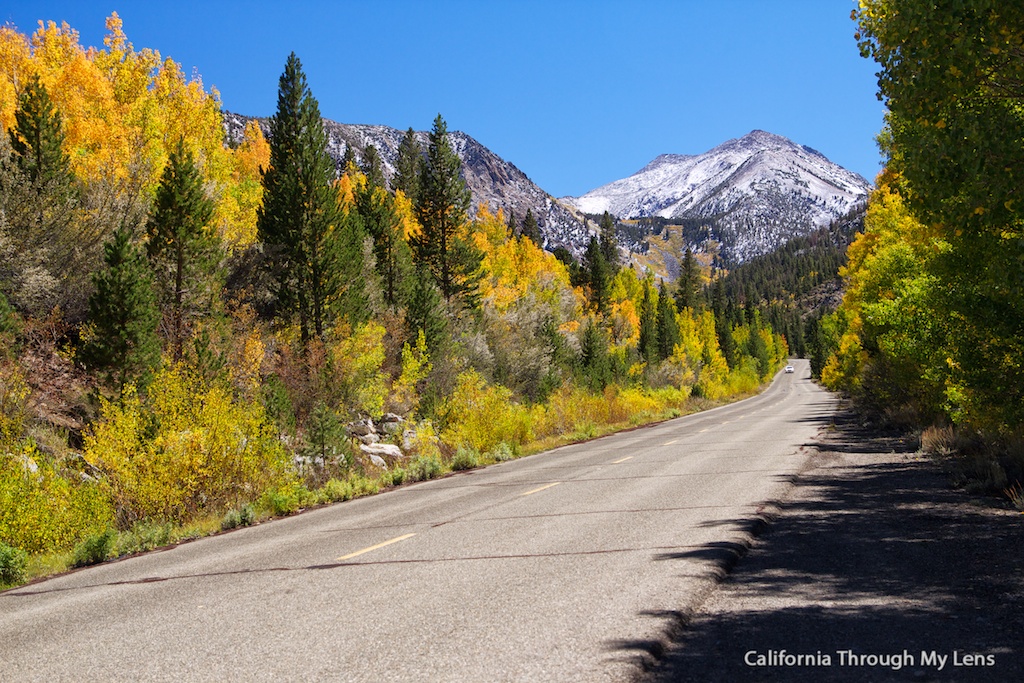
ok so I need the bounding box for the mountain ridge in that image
[564,130,871,263]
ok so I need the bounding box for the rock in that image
[381,412,403,423]
[348,418,376,437]
[367,454,387,470]
[360,442,404,462]
[358,433,381,445]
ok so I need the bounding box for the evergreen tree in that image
[521,208,542,247]
[360,144,386,189]
[552,246,582,287]
[578,318,610,391]
[411,114,482,307]
[599,211,619,271]
[675,247,702,311]
[637,281,657,363]
[711,278,736,368]
[405,263,447,356]
[655,281,680,361]
[393,127,421,200]
[355,177,411,310]
[0,75,81,316]
[146,140,218,360]
[506,208,516,239]
[81,225,161,391]
[258,53,363,345]
[581,235,610,314]
[340,143,357,176]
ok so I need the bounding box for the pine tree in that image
[258,53,362,345]
[355,177,411,310]
[340,143,357,176]
[0,75,81,316]
[655,281,680,361]
[146,140,218,360]
[405,263,447,356]
[521,208,542,247]
[637,281,657,363]
[579,318,610,391]
[675,247,702,311]
[599,211,619,271]
[81,226,161,391]
[393,127,421,200]
[411,114,482,307]
[360,144,386,189]
[582,235,610,314]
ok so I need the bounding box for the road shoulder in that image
[643,408,1024,682]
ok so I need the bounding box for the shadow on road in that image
[621,409,1024,682]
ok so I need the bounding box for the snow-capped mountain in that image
[223,112,589,253]
[564,130,871,263]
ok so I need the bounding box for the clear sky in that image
[4,0,885,197]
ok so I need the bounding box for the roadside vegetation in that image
[0,16,787,589]
[815,2,1024,505]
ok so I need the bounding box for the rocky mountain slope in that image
[565,130,871,263]
[223,112,590,253]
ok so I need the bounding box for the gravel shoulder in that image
[642,407,1024,682]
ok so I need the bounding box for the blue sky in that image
[4,1,885,197]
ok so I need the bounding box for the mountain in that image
[222,112,590,252]
[564,130,871,263]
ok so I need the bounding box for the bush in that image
[260,483,307,516]
[450,446,480,471]
[71,528,118,567]
[0,541,27,586]
[488,442,515,462]
[317,478,354,503]
[0,443,114,554]
[84,366,291,526]
[406,454,443,482]
[116,521,173,555]
[220,504,256,531]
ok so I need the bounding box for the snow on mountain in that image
[565,130,871,263]
[223,112,589,253]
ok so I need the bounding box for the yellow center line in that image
[611,456,633,464]
[337,533,416,561]
[521,482,561,496]
[663,439,678,446]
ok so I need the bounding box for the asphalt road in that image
[0,359,836,682]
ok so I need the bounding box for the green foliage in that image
[857,1,1024,429]
[146,139,219,360]
[80,225,161,391]
[450,445,480,471]
[0,540,27,586]
[115,520,174,555]
[406,453,443,482]
[220,504,255,531]
[71,528,117,567]
[411,114,483,308]
[258,52,363,345]
[392,127,421,200]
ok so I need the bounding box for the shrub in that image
[84,366,291,526]
[71,528,118,567]
[317,478,354,503]
[406,454,443,482]
[220,504,256,531]
[0,541,27,586]
[450,446,480,471]
[0,443,114,554]
[115,521,174,556]
[260,482,308,516]
[488,442,515,462]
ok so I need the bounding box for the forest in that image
[0,16,788,584]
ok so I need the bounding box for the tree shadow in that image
[620,408,1024,682]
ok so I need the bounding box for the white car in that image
[785,365,795,374]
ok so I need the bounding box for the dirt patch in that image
[642,408,1024,682]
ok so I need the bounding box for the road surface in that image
[0,359,836,682]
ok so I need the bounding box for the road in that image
[0,359,836,682]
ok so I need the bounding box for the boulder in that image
[359,442,404,462]
[348,418,376,437]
